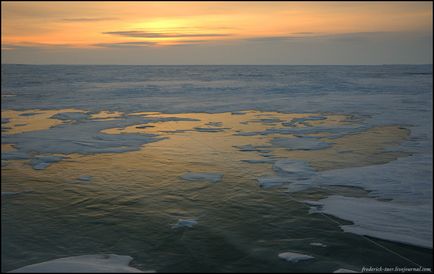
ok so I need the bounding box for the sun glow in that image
[1,2,431,49]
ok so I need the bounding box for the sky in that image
[1,1,432,65]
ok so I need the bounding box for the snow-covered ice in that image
[278,252,314,263]
[312,195,432,249]
[9,254,145,273]
[273,159,315,178]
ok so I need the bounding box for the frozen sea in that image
[1,65,433,272]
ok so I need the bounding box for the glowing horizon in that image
[1,2,432,64]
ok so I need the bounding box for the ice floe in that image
[256,177,292,189]
[333,269,358,273]
[281,116,327,127]
[309,242,327,247]
[278,252,314,263]
[312,195,433,249]
[270,137,331,150]
[2,116,165,157]
[9,254,145,273]
[51,112,90,121]
[30,155,64,170]
[233,145,271,153]
[172,219,198,229]
[180,172,223,183]
[77,175,92,182]
[273,159,315,179]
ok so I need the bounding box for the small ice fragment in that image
[180,172,223,183]
[77,175,92,182]
[51,112,89,121]
[256,177,292,189]
[310,242,327,247]
[33,162,50,170]
[333,268,358,273]
[303,200,323,207]
[31,155,64,170]
[172,219,198,229]
[273,159,315,178]
[278,252,314,263]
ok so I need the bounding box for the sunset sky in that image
[2,1,432,65]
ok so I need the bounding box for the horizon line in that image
[2,63,433,66]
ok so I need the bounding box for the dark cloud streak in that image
[62,17,119,22]
[103,31,231,38]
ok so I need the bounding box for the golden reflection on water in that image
[1,109,84,134]
[1,110,409,188]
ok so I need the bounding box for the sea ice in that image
[30,155,65,170]
[270,137,331,150]
[309,242,327,247]
[77,175,92,182]
[172,219,198,229]
[9,254,145,273]
[333,269,358,273]
[256,177,292,189]
[313,195,433,249]
[303,200,323,207]
[51,112,89,121]
[281,116,326,127]
[273,159,315,179]
[233,144,271,153]
[278,252,314,263]
[180,172,223,183]
[1,116,165,157]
